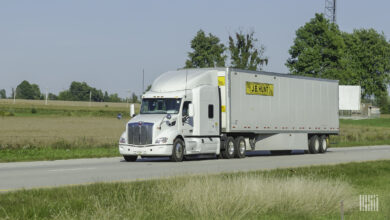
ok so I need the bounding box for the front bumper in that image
[119,144,173,156]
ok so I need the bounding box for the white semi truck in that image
[119,68,339,162]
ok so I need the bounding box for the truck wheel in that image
[235,136,246,158]
[123,155,138,162]
[309,135,320,154]
[319,135,328,153]
[170,138,185,162]
[221,136,235,159]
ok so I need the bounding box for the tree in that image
[109,93,121,102]
[185,30,226,68]
[103,91,110,102]
[0,89,6,99]
[145,84,152,92]
[342,29,390,98]
[131,92,139,103]
[286,13,345,80]
[228,30,268,71]
[16,80,41,100]
[48,93,57,100]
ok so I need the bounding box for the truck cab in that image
[119,69,223,162]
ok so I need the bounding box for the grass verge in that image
[1,160,389,219]
[0,145,117,162]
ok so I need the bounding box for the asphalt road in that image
[1,145,390,191]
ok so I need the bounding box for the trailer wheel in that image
[309,135,320,154]
[123,155,138,162]
[235,136,246,158]
[319,135,328,153]
[221,136,235,159]
[170,138,185,162]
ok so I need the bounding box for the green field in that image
[331,118,390,147]
[0,99,390,162]
[0,160,389,219]
[0,99,140,117]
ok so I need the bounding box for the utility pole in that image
[89,91,92,107]
[142,69,145,94]
[126,90,131,107]
[13,87,16,104]
[325,0,336,24]
[45,90,48,105]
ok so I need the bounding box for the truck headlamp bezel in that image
[155,137,168,144]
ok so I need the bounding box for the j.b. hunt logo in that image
[360,195,378,211]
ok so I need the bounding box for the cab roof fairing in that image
[150,69,223,93]
[142,90,189,99]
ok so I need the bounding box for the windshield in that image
[140,98,182,114]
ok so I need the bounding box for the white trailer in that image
[119,68,339,162]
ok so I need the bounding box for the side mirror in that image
[188,103,194,117]
[130,104,135,117]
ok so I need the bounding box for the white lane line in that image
[48,167,96,172]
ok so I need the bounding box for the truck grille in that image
[127,122,153,145]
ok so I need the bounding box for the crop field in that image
[331,117,390,147]
[0,160,389,219]
[0,99,140,117]
[0,99,140,161]
[0,99,390,162]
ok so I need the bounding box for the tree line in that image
[184,14,390,112]
[0,81,144,103]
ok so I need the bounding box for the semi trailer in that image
[119,68,339,162]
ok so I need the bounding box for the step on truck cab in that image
[119,68,339,162]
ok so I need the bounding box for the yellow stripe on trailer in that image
[218,76,225,86]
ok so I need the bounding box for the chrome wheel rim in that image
[239,140,245,155]
[228,141,235,156]
[322,139,327,151]
[175,143,182,158]
[314,139,320,152]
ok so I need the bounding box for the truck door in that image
[181,101,194,136]
[192,85,220,136]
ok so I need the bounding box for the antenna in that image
[325,0,336,23]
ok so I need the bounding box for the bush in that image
[31,108,37,114]
[0,110,15,117]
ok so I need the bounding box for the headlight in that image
[119,137,126,144]
[155,137,168,144]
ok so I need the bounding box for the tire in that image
[170,138,185,162]
[235,136,246,158]
[123,155,138,162]
[319,135,328,153]
[309,135,320,154]
[221,136,235,159]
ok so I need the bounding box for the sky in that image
[1,0,390,98]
